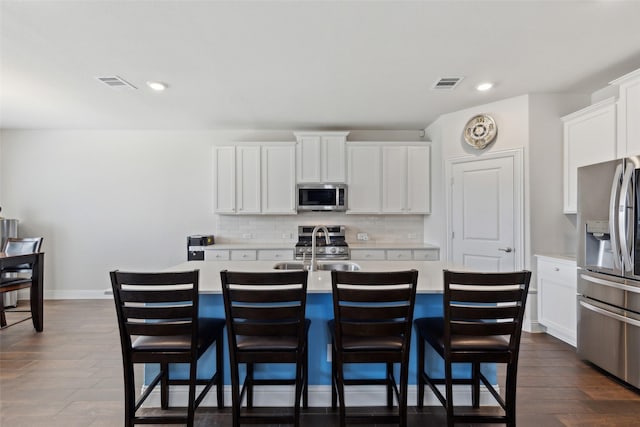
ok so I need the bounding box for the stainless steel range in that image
[295,225,349,260]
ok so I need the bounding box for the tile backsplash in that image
[214,213,425,244]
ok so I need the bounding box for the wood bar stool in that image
[414,269,531,427]
[329,270,418,427]
[220,270,309,427]
[110,270,225,427]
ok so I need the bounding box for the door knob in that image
[498,247,513,253]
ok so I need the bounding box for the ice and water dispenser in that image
[584,220,614,270]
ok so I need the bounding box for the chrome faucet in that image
[310,225,330,272]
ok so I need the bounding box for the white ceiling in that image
[2,0,640,131]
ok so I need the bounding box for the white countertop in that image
[193,242,440,251]
[164,260,458,294]
[534,253,577,262]
[349,242,440,250]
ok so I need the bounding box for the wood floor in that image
[1,300,639,426]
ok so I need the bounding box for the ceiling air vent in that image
[431,77,464,91]
[95,76,137,90]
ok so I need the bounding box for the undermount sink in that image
[273,261,361,271]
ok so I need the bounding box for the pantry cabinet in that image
[295,131,349,183]
[213,143,296,215]
[562,98,616,213]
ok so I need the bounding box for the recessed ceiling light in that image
[147,81,167,91]
[476,82,493,91]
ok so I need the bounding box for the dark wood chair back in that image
[443,269,531,362]
[331,270,418,361]
[221,270,308,361]
[110,270,200,361]
[1,237,43,272]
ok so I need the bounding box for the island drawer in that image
[205,250,230,261]
[257,249,293,261]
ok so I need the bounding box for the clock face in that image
[463,114,497,149]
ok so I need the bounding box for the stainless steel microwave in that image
[297,184,347,211]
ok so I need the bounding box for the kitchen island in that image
[151,259,493,407]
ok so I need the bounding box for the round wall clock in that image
[463,114,497,149]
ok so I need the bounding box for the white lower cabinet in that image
[350,248,440,261]
[536,255,577,346]
[350,249,386,261]
[205,250,230,261]
[231,250,257,261]
[257,250,293,261]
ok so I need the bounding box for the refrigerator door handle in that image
[619,161,635,272]
[580,272,640,294]
[579,300,640,328]
[609,163,623,271]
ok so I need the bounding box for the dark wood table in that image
[0,252,44,331]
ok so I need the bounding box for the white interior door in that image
[449,152,521,271]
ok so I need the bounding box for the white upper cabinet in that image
[347,142,431,214]
[382,145,430,214]
[261,145,296,214]
[213,143,296,215]
[612,69,640,158]
[347,144,381,213]
[562,97,617,213]
[213,146,236,214]
[236,146,261,214]
[295,131,349,183]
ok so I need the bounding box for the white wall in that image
[0,129,424,297]
[424,95,531,263]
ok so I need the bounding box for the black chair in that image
[0,237,43,329]
[414,269,531,427]
[110,270,225,427]
[220,270,309,427]
[330,270,418,427]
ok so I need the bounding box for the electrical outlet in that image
[356,232,369,241]
[408,233,417,239]
[327,344,332,362]
[282,233,292,239]
[242,233,252,239]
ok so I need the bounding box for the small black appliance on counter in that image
[187,234,215,260]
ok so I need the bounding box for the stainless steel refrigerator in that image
[577,157,640,389]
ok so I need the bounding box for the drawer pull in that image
[554,267,560,271]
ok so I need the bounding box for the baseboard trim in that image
[141,384,499,408]
[41,289,113,300]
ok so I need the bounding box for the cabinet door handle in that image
[498,247,513,253]
[554,267,560,271]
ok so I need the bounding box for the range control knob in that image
[338,248,345,253]
[318,248,325,253]
[330,247,337,254]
